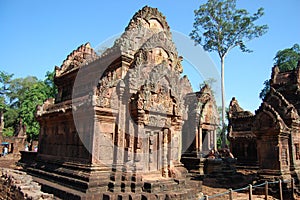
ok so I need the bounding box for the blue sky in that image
[0,0,299,112]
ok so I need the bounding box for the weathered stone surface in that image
[230,61,300,184]
[252,63,300,182]
[0,168,54,200]
[181,84,219,174]
[228,97,257,166]
[20,6,203,199]
[0,118,27,156]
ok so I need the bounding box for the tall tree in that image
[190,0,268,146]
[19,81,49,141]
[259,43,300,99]
[0,71,15,136]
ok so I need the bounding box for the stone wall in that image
[0,168,54,200]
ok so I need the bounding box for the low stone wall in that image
[204,158,237,177]
[0,168,54,200]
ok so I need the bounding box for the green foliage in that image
[0,71,13,110]
[0,71,13,95]
[19,82,49,141]
[0,97,5,111]
[259,79,270,100]
[9,76,39,108]
[3,107,18,129]
[259,44,300,99]
[2,127,14,137]
[0,69,57,141]
[44,70,57,98]
[274,44,300,72]
[216,128,229,149]
[190,0,268,58]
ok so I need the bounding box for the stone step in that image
[32,176,85,200]
[143,179,181,193]
[26,167,90,193]
[103,190,198,200]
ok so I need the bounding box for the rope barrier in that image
[251,182,266,188]
[268,180,279,184]
[202,178,294,199]
[232,185,249,192]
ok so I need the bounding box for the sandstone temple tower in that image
[22,6,204,199]
[228,61,300,185]
[253,62,300,182]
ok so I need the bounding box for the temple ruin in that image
[17,6,221,199]
[228,97,257,166]
[253,62,300,182]
[229,61,300,184]
[0,116,27,156]
[181,84,219,174]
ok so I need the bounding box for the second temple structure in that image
[229,61,300,186]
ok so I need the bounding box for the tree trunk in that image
[221,56,226,147]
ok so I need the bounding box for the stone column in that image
[196,125,199,152]
[213,130,217,150]
[163,128,169,177]
[199,126,202,157]
[117,84,126,167]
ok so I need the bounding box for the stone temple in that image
[19,6,219,199]
[229,61,300,185]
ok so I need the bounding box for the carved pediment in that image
[103,6,173,59]
[140,32,178,61]
[228,97,253,119]
[263,87,299,126]
[94,6,192,122]
[253,102,290,135]
[126,6,171,35]
[196,84,219,126]
[55,43,99,78]
[127,47,184,97]
[130,76,177,115]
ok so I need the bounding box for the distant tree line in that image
[0,70,57,143]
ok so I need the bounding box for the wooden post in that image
[279,179,283,200]
[249,184,253,200]
[229,188,233,200]
[264,181,268,200]
[291,178,295,200]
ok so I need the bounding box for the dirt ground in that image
[0,154,20,169]
[202,170,278,200]
[0,156,297,199]
[200,169,297,200]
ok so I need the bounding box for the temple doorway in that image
[146,130,162,172]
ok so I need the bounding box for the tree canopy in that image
[259,43,300,99]
[273,44,300,72]
[190,0,268,147]
[0,70,57,141]
[190,0,268,57]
